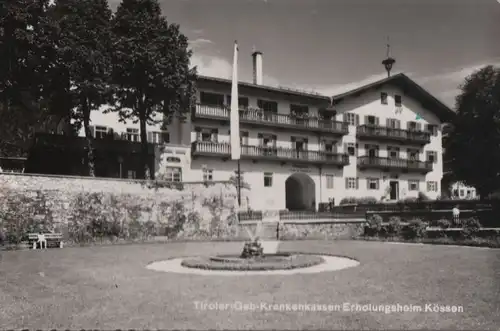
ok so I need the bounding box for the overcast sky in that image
[108,0,500,108]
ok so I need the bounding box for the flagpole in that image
[230,40,242,209]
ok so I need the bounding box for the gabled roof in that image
[197,75,330,102]
[331,73,456,122]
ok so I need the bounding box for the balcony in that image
[193,104,349,135]
[192,141,350,167]
[357,125,431,145]
[357,156,433,173]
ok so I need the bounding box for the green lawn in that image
[1,241,499,330]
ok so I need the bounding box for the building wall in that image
[78,80,445,209]
[333,84,443,200]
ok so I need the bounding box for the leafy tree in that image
[445,65,500,198]
[0,0,60,156]
[52,0,113,176]
[111,0,196,179]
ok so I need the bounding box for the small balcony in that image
[357,156,433,173]
[192,141,350,167]
[193,104,348,136]
[357,125,431,145]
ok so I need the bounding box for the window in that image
[395,95,402,107]
[240,131,249,146]
[126,128,140,142]
[257,99,278,113]
[407,121,421,131]
[322,140,335,153]
[127,170,136,179]
[165,167,182,182]
[459,189,464,198]
[365,115,378,126]
[345,143,357,156]
[226,96,249,109]
[95,126,108,139]
[427,181,438,192]
[381,92,388,105]
[408,149,419,161]
[388,146,400,159]
[200,92,225,106]
[367,178,379,190]
[426,151,437,163]
[344,112,358,125]
[386,118,400,129]
[264,172,273,187]
[259,133,277,148]
[196,127,218,142]
[365,144,379,158]
[290,104,309,116]
[345,177,358,189]
[426,124,438,136]
[203,168,213,181]
[326,175,334,189]
[149,131,170,144]
[408,180,419,191]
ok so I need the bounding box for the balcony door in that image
[389,181,399,200]
[258,99,278,121]
[292,136,308,159]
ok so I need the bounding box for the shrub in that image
[357,196,378,204]
[403,218,427,239]
[387,216,403,236]
[340,197,357,205]
[436,219,452,229]
[365,214,383,237]
[461,217,481,239]
[417,192,430,201]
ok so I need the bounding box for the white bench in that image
[27,233,63,249]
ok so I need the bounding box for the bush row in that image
[364,214,484,240]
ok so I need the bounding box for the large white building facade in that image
[79,51,455,211]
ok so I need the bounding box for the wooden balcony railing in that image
[194,104,348,135]
[357,156,433,173]
[357,125,431,145]
[192,141,350,166]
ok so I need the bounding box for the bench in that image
[27,233,64,249]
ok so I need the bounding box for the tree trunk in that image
[139,113,150,180]
[83,101,95,177]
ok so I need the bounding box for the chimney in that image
[252,47,263,85]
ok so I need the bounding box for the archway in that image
[285,173,316,211]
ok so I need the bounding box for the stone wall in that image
[0,173,365,246]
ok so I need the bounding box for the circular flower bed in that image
[180,254,325,271]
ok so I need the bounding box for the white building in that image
[79,50,455,211]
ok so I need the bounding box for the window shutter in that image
[364,115,369,125]
[345,177,349,189]
[367,178,371,190]
[396,120,401,129]
[344,143,348,154]
[272,135,277,147]
[355,143,359,156]
[147,132,153,142]
[258,133,263,145]
[416,122,422,131]
[386,118,391,127]
[375,117,380,126]
[355,114,360,126]
[343,113,347,122]
[257,100,263,109]
[355,178,359,189]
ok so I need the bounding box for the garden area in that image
[0,240,499,330]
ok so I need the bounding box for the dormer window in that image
[380,92,388,105]
[395,95,402,107]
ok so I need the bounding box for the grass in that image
[181,254,324,271]
[0,240,499,330]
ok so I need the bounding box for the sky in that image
[108,0,500,109]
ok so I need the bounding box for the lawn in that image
[1,240,499,330]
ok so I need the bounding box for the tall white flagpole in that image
[230,41,242,208]
[230,41,241,160]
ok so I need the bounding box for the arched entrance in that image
[285,173,316,211]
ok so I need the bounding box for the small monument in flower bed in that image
[180,219,326,271]
[240,237,264,258]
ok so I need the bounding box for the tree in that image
[111,0,196,179]
[52,0,113,176]
[445,65,500,198]
[0,0,60,156]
